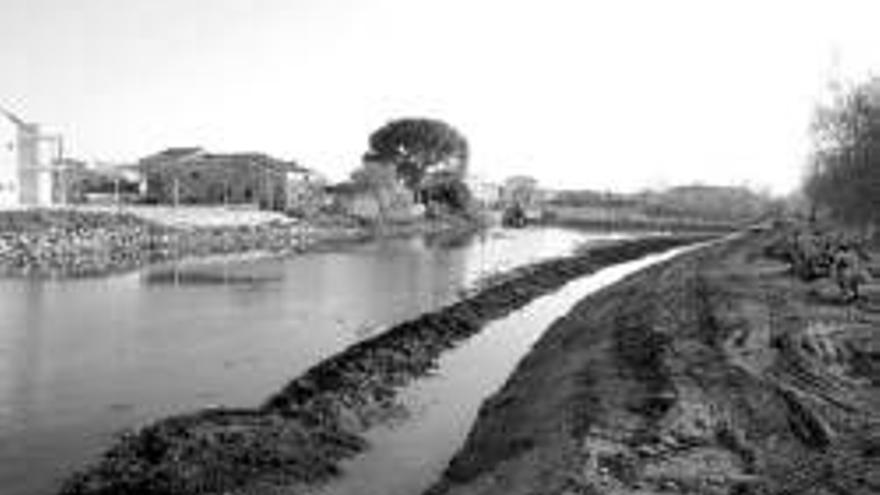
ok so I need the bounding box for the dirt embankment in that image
[0,209,334,277]
[58,235,708,495]
[428,230,880,495]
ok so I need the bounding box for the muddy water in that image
[0,227,619,495]
[316,245,694,495]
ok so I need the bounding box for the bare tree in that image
[806,77,880,237]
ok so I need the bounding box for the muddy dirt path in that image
[428,231,880,495]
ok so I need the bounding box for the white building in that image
[466,174,502,208]
[0,107,60,208]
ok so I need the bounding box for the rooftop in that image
[0,105,33,129]
[139,148,310,174]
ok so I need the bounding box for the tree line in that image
[352,117,473,219]
[805,77,880,238]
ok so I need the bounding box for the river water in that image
[315,245,694,495]
[0,227,625,495]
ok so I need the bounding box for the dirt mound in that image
[428,230,880,495]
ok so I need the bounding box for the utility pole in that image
[267,167,274,210]
[173,174,180,207]
[56,135,66,205]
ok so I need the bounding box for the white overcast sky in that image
[3,0,880,193]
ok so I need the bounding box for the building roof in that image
[0,105,29,128]
[139,148,313,176]
[139,147,205,164]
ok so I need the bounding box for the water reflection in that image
[318,245,698,495]
[423,227,482,249]
[144,269,283,287]
[0,284,45,434]
[0,227,595,495]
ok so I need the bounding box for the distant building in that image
[501,175,539,207]
[465,175,502,208]
[55,158,89,203]
[138,147,326,213]
[67,162,142,204]
[0,106,62,207]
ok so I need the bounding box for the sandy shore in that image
[427,229,880,495]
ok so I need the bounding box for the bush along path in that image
[58,234,711,495]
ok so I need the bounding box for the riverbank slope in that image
[57,234,710,495]
[428,230,880,494]
[0,207,478,277]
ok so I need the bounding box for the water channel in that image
[0,227,626,495]
[315,245,693,495]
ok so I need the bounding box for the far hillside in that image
[543,184,781,231]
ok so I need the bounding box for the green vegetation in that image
[365,118,472,215]
[367,118,469,189]
[543,185,779,231]
[806,77,880,238]
[764,222,873,303]
[549,186,776,222]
